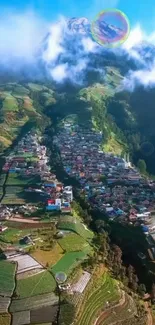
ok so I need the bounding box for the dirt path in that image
[9,217,40,223]
[145,302,153,325]
[94,290,125,325]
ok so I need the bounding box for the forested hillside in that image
[0,74,155,175]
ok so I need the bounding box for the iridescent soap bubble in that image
[55,272,67,283]
[140,142,154,156]
[91,9,130,48]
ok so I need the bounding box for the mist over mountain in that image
[0,11,155,89]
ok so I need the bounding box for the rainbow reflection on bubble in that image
[91,9,130,48]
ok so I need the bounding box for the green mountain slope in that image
[0,72,155,174]
[0,82,55,152]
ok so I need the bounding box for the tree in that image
[138,283,146,297]
[137,159,147,174]
[151,283,155,302]
[127,265,134,283]
[95,219,105,232]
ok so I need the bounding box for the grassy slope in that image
[52,251,88,275]
[74,266,120,325]
[0,82,55,152]
[79,66,128,155]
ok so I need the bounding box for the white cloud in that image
[123,63,155,91]
[81,37,98,53]
[0,11,47,64]
[123,25,144,50]
[50,63,68,82]
[42,17,67,62]
[120,24,155,90]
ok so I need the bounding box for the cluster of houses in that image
[0,131,73,216]
[3,131,49,176]
[54,122,155,239]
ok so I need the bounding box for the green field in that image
[1,186,26,205]
[6,174,40,185]
[28,83,47,92]
[2,96,19,111]
[10,292,58,313]
[57,220,93,241]
[58,233,89,252]
[0,174,6,186]
[52,251,87,276]
[16,271,56,298]
[0,228,29,243]
[75,272,120,325]
[0,261,16,296]
[12,85,30,96]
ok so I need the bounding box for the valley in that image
[0,83,154,325]
[1,0,155,323]
[0,73,155,325]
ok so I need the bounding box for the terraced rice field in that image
[10,292,58,312]
[52,251,87,275]
[95,293,137,325]
[75,272,120,325]
[16,270,56,298]
[57,220,93,240]
[0,260,16,296]
[58,233,89,252]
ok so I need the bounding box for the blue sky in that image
[0,0,154,33]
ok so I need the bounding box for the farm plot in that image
[0,228,29,243]
[52,251,88,276]
[71,271,91,293]
[75,272,120,325]
[57,219,93,240]
[12,84,30,96]
[96,293,137,325]
[0,173,6,185]
[58,233,89,252]
[8,254,43,274]
[0,260,16,296]
[6,174,39,186]
[30,305,58,324]
[31,243,64,267]
[16,270,56,298]
[2,95,19,111]
[10,292,58,312]
[1,186,26,205]
[28,83,47,92]
[0,296,10,313]
[0,313,11,325]
[12,311,30,325]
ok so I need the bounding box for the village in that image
[1,119,155,325]
[54,118,155,261]
[0,130,73,224]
